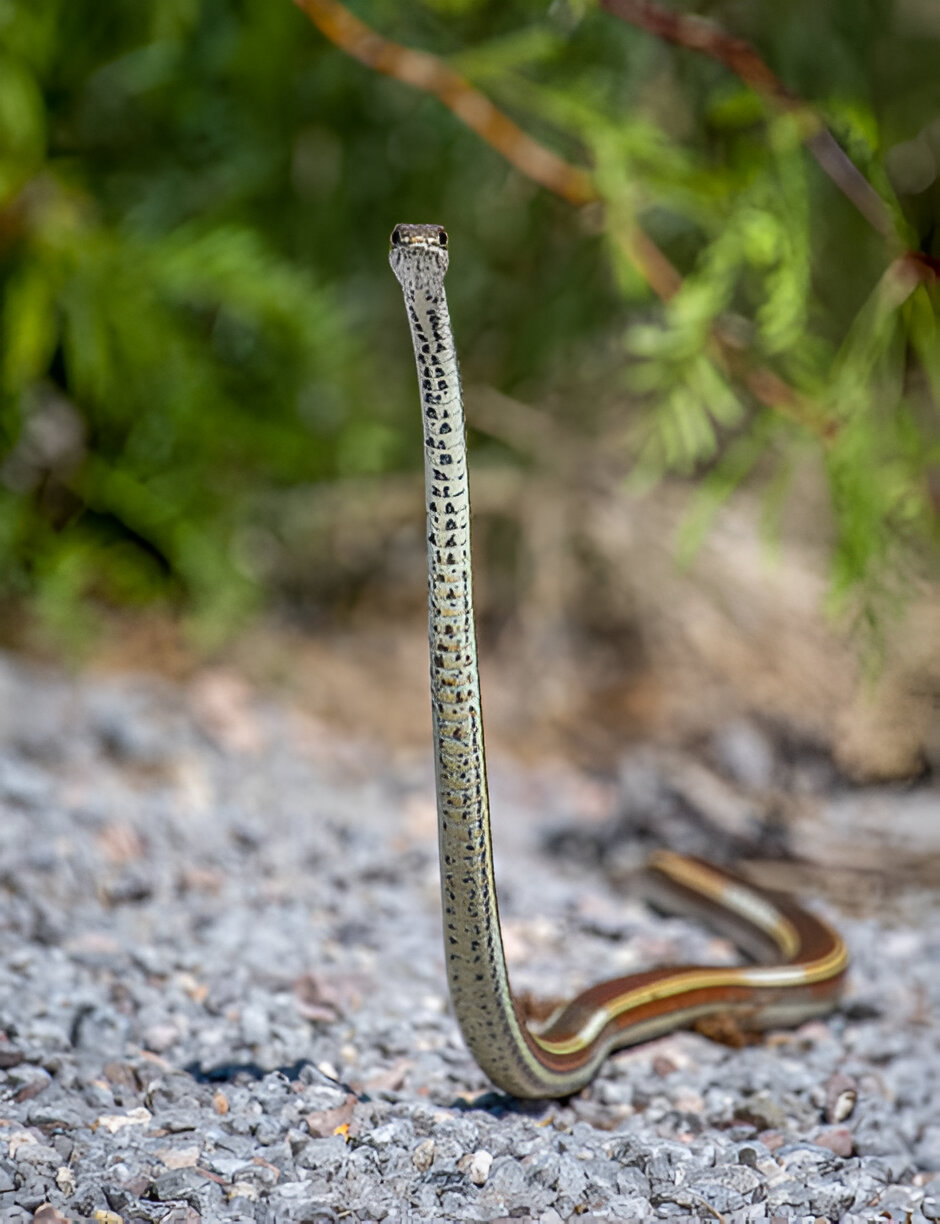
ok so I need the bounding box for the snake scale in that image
[389,222,848,1100]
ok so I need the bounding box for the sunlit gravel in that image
[0,653,937,1222]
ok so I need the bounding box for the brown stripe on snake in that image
[389,223,849,1099]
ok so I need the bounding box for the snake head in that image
[389,223,449,293]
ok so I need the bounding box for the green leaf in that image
[1,262,59,397]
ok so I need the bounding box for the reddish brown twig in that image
[598,0,895,239]
[292,0,594,207]
[601,0,790,96]
[290,0,685,305]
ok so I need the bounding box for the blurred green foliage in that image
[0,0,938,645]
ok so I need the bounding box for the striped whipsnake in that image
[389,223,848,1099]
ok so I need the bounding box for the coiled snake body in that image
[389,223,848,1099]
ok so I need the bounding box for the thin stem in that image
[598,0,896,239]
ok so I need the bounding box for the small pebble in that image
[463,1149,493,1186]
[143,1023,180,1054]
[813,1126,855,1157]
[412,1138,435,1171]
[922,1176,940,1221]
[825,1072,858,1122]
[712,719,775,789]
[54,1166,75,1194]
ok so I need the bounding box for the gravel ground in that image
[0,650,938,1223]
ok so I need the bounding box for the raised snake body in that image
[389,222,848,1099]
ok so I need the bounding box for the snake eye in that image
[438,230,448,246]
[391,226,402,246]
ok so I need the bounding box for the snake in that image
[389,222,849,1100]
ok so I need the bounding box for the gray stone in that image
[0,756,51,807]
[150,1168,208,1205]
[12,1142,60,1170]
[254,1113,284,1145]
[766,1177,814,1209]
[26,1100,86,1129]
[878,1183,925,1214]
[616,1166,651,1197]
[915,1124,940,1170]
[712,720,775,789]
[805,1178,859,1219]
[922,1177,940,1221]
[482,1156,551,1212]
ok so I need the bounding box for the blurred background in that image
[1,0,939,782]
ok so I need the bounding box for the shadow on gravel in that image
[186,1065,549,1117]
[451,1091,552,1118]
[183,1058,311,1083]
[182,1058,369,1100]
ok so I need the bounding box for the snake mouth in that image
[390,223,449,249]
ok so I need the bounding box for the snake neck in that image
[404,280,494,901]
[402,281,539,1091]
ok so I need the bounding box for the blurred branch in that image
[292,0,843,443]
[291,0,594,206]
[291,4,691,296]
[722,347,837,441]
[608,224,683,301]
[598,0,896,240]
